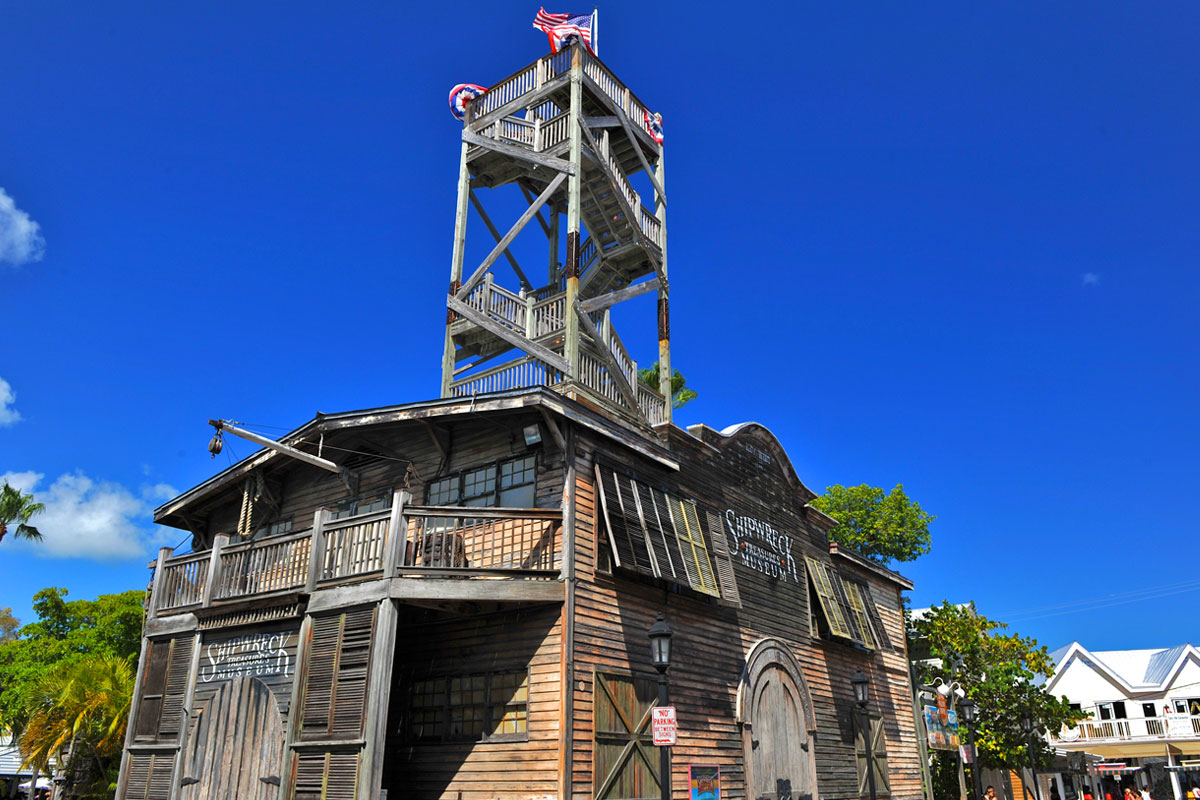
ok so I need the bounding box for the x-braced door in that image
[593,671,662,800]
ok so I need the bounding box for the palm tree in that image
[0,482,44,544]
[19,654,133,799]
[636,361,699,409]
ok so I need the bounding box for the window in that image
[593,463,739,605]
[855,715,891,798]
[806,559,889,651]
[1143,703,1158,718]
[405,670,529,742]
[425,454,538,509]
[252,519,293,539]
[328,490,392,520]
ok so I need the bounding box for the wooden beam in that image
[420,420,448,462]
[518,181,553,237]
[388,576,564,603]
[469,190,533,291]
[463,129,576,176]
[458,172,567,299]
[614,104,667,205]
[584,115,621,129]
[579,71,659,153]
[537,407,567,451]
[580,277,661,313]
[571,298,639,412]
[447,294,572,374]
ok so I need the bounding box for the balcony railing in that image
[150,492,563,614]
[1051,715,1200,745]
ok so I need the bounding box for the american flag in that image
[532,8,596,54]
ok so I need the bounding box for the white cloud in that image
[1,470,178,560]
[0,187,46,266]
[1082,272,1100,286]
[0,377,19,426]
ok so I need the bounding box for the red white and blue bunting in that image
[448,84,488,120]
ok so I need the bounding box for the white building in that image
[1045,642,1200,800]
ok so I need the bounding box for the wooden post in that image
[558,422,577,800]
[279,614,313,800]
[383,490,411,579]
[358,599,399,800]
[167,632,203,800]
[202,534,229,608]
[548,202,560,287]
[441,138,472,397]
[654,148,671,423]
[525,291,536,339]
[149,546,172,619]
[305,508,329,592]
[564,42,583,380]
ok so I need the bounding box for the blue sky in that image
[2,1,1197,655]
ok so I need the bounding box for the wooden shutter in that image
[593,671,661,800]
[123,752,174,800]
[856,716,891,798]
[595,465,643,571]
[301,607,376,741]
[636,483,676,580]
[134,641,171,741]
[842,579,877,650]
[858,581,893,651]
[805,557,854,639]
[158,635,194,739]
[292,751,360,800]
[670,497,719,597]
[704,510,742,608]
[828,569,866,645]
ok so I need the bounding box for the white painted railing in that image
[1053,715,1200,744]
[638,382,668,425]
[462,276,528,335]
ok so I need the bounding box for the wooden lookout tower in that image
[441,41,671,430]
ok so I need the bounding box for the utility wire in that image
[1002,583,1200,623]
[994,578,1200,619]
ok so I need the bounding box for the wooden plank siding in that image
[124,400,922,800]
[383,605,564,799]
[569,424,923,800]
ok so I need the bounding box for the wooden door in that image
[593,671,662,800]
[740,640,819,800]
[181,676,286,800]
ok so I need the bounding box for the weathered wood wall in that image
[569,423,923,800]
[383,605,564,799]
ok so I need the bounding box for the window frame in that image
[425,453,539,510]
[404,668,531,744]
[327,488,393,521]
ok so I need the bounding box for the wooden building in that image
[116,41,923,800]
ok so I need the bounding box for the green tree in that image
[911,602,1083,774]
[19,653,133,799]
[809,483,933,564]
[0,608,18,644]
[636,361,698,409]
[0,588,144,739]
[0,482,45,544]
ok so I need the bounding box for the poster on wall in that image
[924,704,961,750]
[688,765,720,800]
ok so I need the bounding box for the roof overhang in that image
[155,387,679,527]
[829,541,914,590]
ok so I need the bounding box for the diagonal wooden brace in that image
[448,294,572,375]
[458,172,567,299]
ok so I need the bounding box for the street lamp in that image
[1022,711,1042,800]
[647,614,673,800]
[960,697,984,800]
[853,670,878,800]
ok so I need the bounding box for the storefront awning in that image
[1165,764,1200,774]
[1088,763,1143,775]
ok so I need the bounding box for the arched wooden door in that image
[181,676,286,800]
[739,639,820,800]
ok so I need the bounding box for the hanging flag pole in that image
[592,7,598,56]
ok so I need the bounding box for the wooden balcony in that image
[150,497,563,616]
